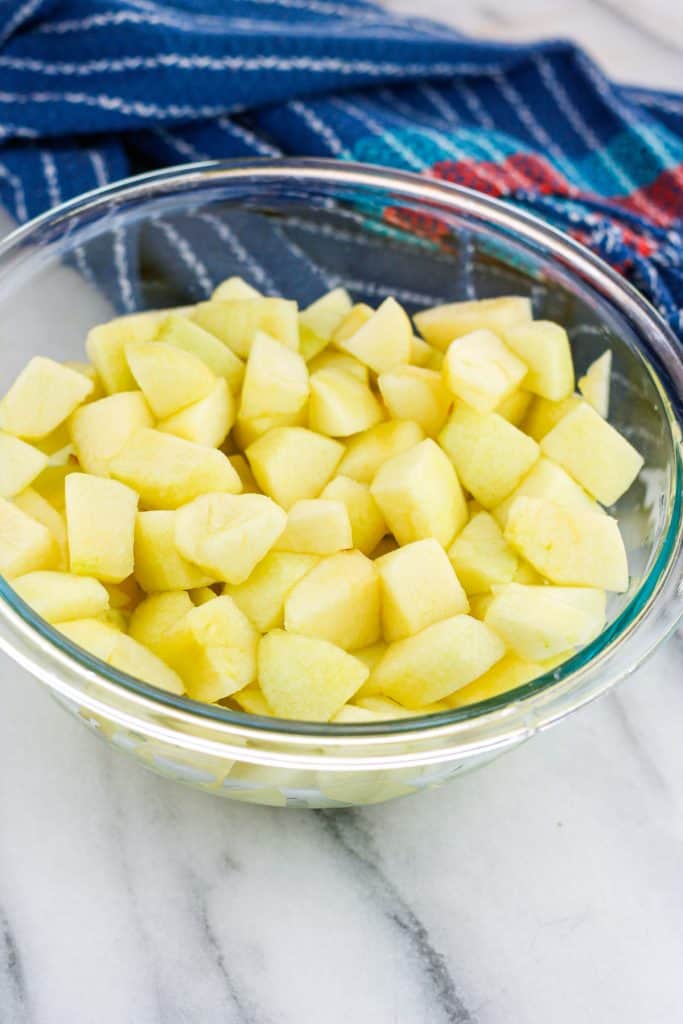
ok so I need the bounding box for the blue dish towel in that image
[0,0,682,336]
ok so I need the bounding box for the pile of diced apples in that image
[0,276,643,723]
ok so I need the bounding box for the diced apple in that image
[231,684,273,716]
[410,335,433,367]
[448,511,518,594]
[442,329,528,413]
[299,287,352,342]
[211,276,261,300]
[68,391,154,476]
[233,407,308,450]
[321,476,386,555]
[174,492,286,584]
[578,350,612,417]
[378,366,451,436]
[192,298,299,357]
[110,428,241,509]
[337,420,424,484]
[129,590,194,658]
[492,456,600,528]
[240,331,309,422]
[335,297,412,373]
[504,496,629,592]
[309,369,384,436]
[496,389,533,427]
[246,427,343,509]
[447,652,544,708]
[66,474,138,583]
[13,488,68,568]
[274,499,352,555]
[226,551,318,632]
[166,595,258,702]
[503,320,574,400]
[522,394,582,441]
[0,502,58,578]
[438,405,539,508]
[299,323,329,363]
[134,511,213,592]
[376,538,468,641]
[308,350,369,383]
[541,402,643,505]
[157,314,245,394]
[12,571,109,623]
[86,311,166,394]
[333,302,373,344]
[371,614,506,707]
[227,454,259,493]
[513,560,546,585]
[125,340,216,418]
[63,361,105,401]
[258,630,368,721]
[371,438,467,548]
[0,432,48,497]
[414,295,532,350]
[284,550,380,650]
[158,379,234,448]
[60,618,184,694]
[484,583,606,660]
[1,357,93,439]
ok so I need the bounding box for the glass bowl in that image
[0,160,680,808]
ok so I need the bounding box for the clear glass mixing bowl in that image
[0,160,680,808]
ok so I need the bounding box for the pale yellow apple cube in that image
[211,276,261,300]
[541,402,643,505]
[125,340,216,418]
[308,349,369,383]
[448,511,518,594]
[485,583,606,661]
[0,432,47,497]
[333,302,373,343]
[225,550,318,632]
[63,361,105,401]
[134,511,212,592]
[284,549,380,650]
[86,311,166,394]
[174,492,286,584]
[246,427,343,509]
[299,323,329,363]
[335,297,412,373]
[12,571,109,623]
[258,630,368,721]
[13,487,68,569]
[233,408,308,450]
[410,335,433,367]
[158,314,245,394]
[337,420,424,484]
[414,295,532,350]
[1,357,93,439]
[309,368,384,436]
[578,350,612,417]
[60,618,184,694]
[438,405,539,508]
[376,538,469,641]
[240,331,309,420]
[447,652,545,708]
[523,394,582,441]
[495,389,533,427]
[371,438,467,548]
[503,320,574,400]
[377,366,451,436]
[299,287,352,342]
[158,379,234,448]
[68,391,154,476]
[442,329,528,413]
[504,496,629,592]
[166,595,258,702]
[274,499,352,555]
[129,590,194,658]
[110,428,241,509]
[320,476,386,555]
[66,474,138,583]
[372,614,506,707]
[192,298,299,357]
[492,456,600,528]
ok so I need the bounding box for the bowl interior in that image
[0,161,679,725]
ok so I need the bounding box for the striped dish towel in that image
[0,0,681,336]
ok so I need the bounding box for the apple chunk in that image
[376,539,469,641]
[443,329,528,413]
[65,474,138,583]
[134,511,213,592]
[12,571,109,623]
[0,432,47,497]
[1,357,93,439]
[335,296,412,373]
[503,320,574,401]
[0,499,57,577]
[246,427,343,509]
[274,499,352,555]
[225,551,318,632]
[337,420,424,484]
[414,295,532,350]
[484,583,606,661]
[448,511,518,594]
[68,391,154,477]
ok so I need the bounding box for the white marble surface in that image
[1,5,682,1024]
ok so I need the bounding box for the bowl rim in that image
[0,156,681,755]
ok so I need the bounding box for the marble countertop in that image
[1,4,682,1023]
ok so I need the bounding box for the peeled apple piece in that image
[484,583,606,662]
[129,591,195,659]
[12,571,109,623]
[414,295,532,350]
[377,366,451,437]
[192,298,299,357]
[442,329,528,413]
[578,350,612,417]
[1,357,93,439]
[492,456,600,528]
[60,618,184,694]
[274,499,352,555]
[225,551,319,633]
[335,296,412,373]
[299,287,352,342]
[504,496,629,592]
[13,487,68,569]
[307,350,369,383]
[337,420,425,484]
[320,475,386,555]
[158,379,235,448]
[125,340,216,418]
[523,394,582,442]
[503,320,574,401]
[65,473,138,583]
[86,311,171,394]
[239,331,309,420]
[309,368,384,437]
[0,498,57,577]
[246,427,343,509]
[211,276,261,301]
[68,391,154,477]
[333,303,373,344]
[447,652,545,708]
[174,492,287,584]
[158,314,245,394]
[134,511,213,592]
[448,511,518,595]
[0,432,48,497]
